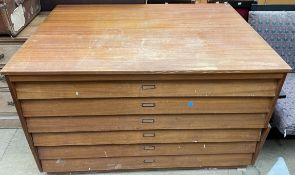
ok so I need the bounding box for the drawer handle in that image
[144,159,155,163]
[142,84,156,90]
[144,145,155,150]
[141,103,155,107]
[143,132,155,137]
[142,118,154,124]
[0,53,4,60]
[7,101,15,106]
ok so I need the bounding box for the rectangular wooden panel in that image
[26,114,266,133]
[15,79,278,99]
[21,97,272,117]
[8,73,285,82]
[32,129,261,146]
[38,142,257,159]
[41,154,253,172]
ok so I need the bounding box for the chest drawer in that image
[32,129,261,146]
[26,114,266,133]
[0,88,16,113]
[38,142,257,159]
[21,97,272,117]
[15,79,278,99]
[41,154,253,172]
[0,44,22,68]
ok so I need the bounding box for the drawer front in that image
[26,114,266,133]
[15,79,278,99]
[21,97,272,117]
[0,44,21,67]
[41,154,253,172]
[38,142,257,159]
[32,129,261,146]
[0,88,16,113]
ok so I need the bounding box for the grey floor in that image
[0,129,294,175]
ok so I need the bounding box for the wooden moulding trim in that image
[37,142,258,160]
[25,114,267,133]
[0,69,291,76]
[14,79,278,100]
[7,73,285,82]
[41,153,253,173]
[265,74,287,126]
[31,129,262,146]
[40,166,248,174]
[5,76,43,171]
[251,124,271,164]
[20,97,273,117]
[252,74,287,164]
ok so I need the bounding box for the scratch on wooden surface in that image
[55,159,65,165]
[104,151,108,157]
[107,163,122,170]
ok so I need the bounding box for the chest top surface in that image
[1,4,291,75]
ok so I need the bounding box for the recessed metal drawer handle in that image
[142,84,156,90]
[144,159,155,163]
[141,103,155,107]
[142,118,154,124]
[7,101,15,106]
[144,145,155,150]
[0,53,4,60]
[143,132,155,137]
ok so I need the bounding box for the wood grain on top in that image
[1,4,291,75]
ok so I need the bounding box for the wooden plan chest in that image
[1,4,291,173]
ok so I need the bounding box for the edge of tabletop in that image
[0,69,291,76]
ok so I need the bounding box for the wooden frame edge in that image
[265,73,287,126]
[5,76,43,172]
[252,73,287,164]
[251,124,271,164]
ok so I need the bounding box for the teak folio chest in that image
[1,4,291,173]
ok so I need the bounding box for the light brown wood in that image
[15,79,277,99]
[26,114,266,133]
[252,125,271,164]
[32,129,261,146]
[8,73,285,81]
[258,0,295,4]
[38,142,257,159]
[41,154,253,172]
[265,74,287,126]
[0,4,290,172]
[1,5,290,75]
[21,97,272,117]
